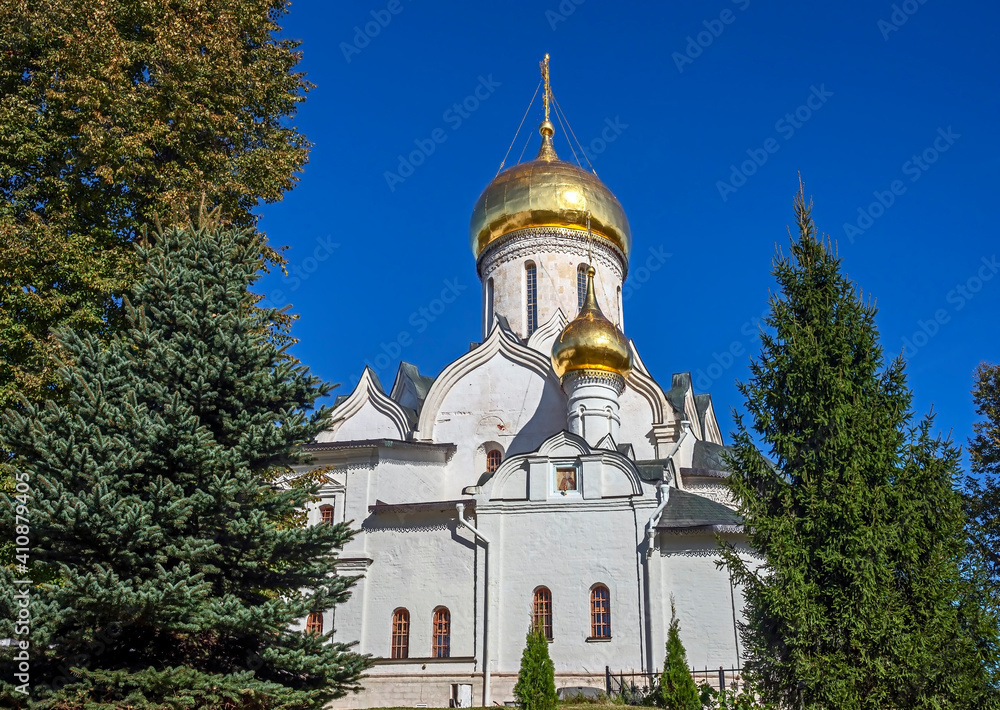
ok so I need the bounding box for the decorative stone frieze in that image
[562,368,627,396]
[477,226,627,281]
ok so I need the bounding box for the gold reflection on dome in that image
[551,267,632,380]
[469,144,632,260]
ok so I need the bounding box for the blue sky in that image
[256,0,999,462]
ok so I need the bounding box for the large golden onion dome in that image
[469,122,631,260]
[551,267,632,380]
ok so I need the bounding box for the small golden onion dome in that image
[551,267,632,380]
[469,125,632,260]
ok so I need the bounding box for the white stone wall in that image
[490,672,608,705]
[564,371,625,446]
[356,521,478,660]
[673,433,698,480]
[618,385,671,460]
[657,535,745,671]
[430,355,566,489]
[478,228,626,340]
[334,666,481,708]
[330,671,609,709]
[367,457,452,507]
[481,500,653,676]
[325,399,406,442]
[318,369,411,443]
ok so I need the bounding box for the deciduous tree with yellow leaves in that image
[0,0,311,408]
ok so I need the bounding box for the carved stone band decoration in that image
[684,483,736,509]
[477,226,627,281]
[658,541,760,558]
[658,524,745,537]
[562,369,626,396]
[362,520,450,533]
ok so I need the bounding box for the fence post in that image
[605,666,611,695]
[719,666,725,693]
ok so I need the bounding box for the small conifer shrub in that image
[514,625,558,710]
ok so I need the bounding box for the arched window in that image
[590,585,611,639]
[486,277,495,333]
[617,285,623,327]
[306,611,323,635]
[525,262,538,336]
[486,449,502,473]
[390,608,410,659]
[577,264,588,310]
[319,504,335,525]
[533,587,553,641]
[432,607,451,658]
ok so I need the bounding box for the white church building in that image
[305,57,748,707]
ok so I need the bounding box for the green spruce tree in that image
[658,599,700,710]
[967,362,1000,593]
[892,416,997,708]
[513,625,557,710]
[0,215,369,708]
[965,361,1000,702]
[720,184,989,709]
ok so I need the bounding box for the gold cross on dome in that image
[540,53,551,123]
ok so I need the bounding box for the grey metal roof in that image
[686,441,781,478]
[367,367,386,393]
[304,439,456,454]
[399,361,434,401]
[680,467,730,480]
[475,470,494,487]
[690,440,733,474]
[656,488,743,529]
[495,314,515,339]
[368,498,475,515]
[389,361,436,416]
[666,372,692,415]
[633,459,669,483]
[694,393,712,439]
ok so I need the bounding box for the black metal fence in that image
[605,668,655,704]
[605,666,743,704]
[691,666,743,693]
